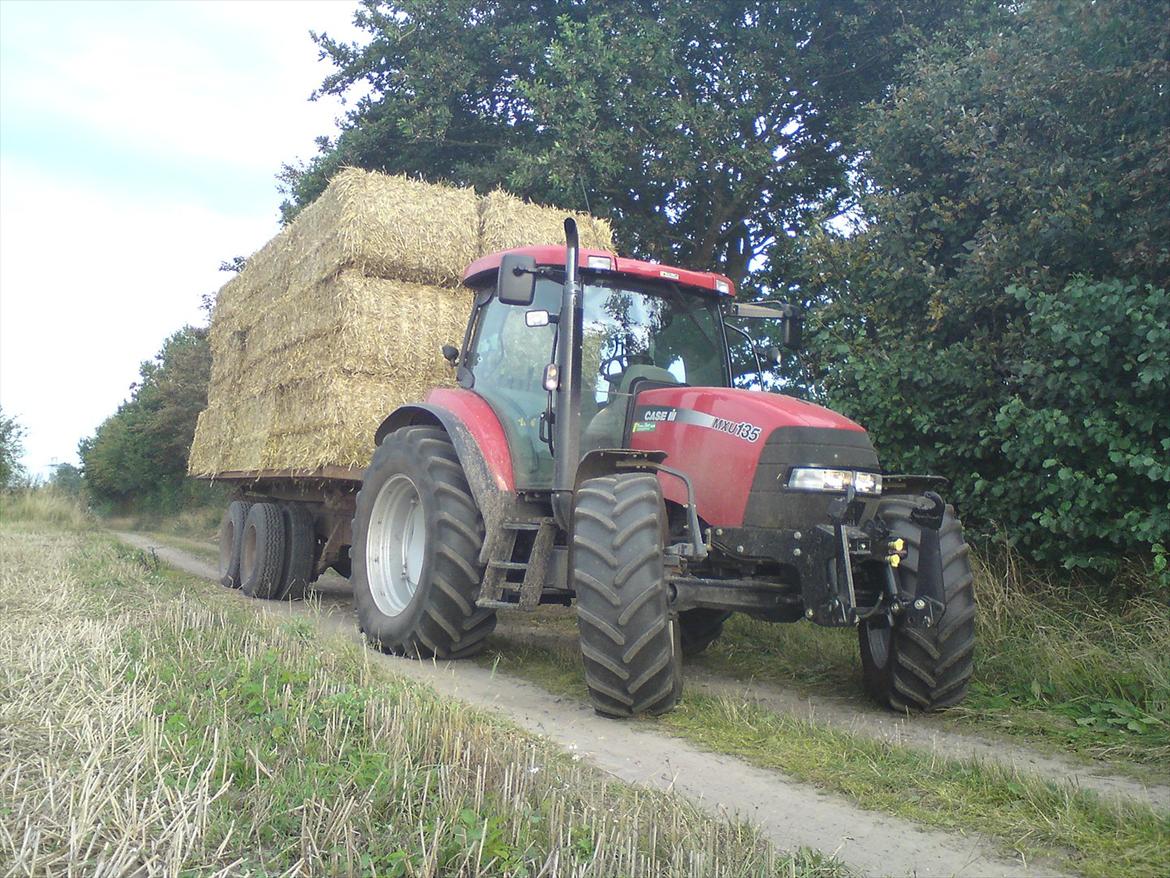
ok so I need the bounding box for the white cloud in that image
[1,0,360,174]
[0,0,366,477]
[0,158,276,474]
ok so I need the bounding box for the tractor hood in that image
[632,386,866,437]
[627,386,875,528]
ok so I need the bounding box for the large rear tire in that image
[217,500,251,588]
[572,473,681,718]
[351,426,495,658]
[859,497,976,711]
[240,502,287,599]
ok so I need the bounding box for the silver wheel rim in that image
[867,624,892,669]
[367,474,426,617]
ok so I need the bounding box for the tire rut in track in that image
[116,532,1083,878]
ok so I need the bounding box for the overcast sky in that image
[0,0,362,478]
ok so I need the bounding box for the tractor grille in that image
[742,427,880,531]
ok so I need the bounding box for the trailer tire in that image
[859,497,976,712]
[572,473,681,718]
[352,426,495,659]
[218,500,251,588]
[678,608,732,657]
[240,502,287,599]
[275,503,316,601]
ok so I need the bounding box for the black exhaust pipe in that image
[551,218,582,528]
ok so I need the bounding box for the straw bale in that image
[228,168,481,307]
[259,373,428,471]
[479,189,614,254]
[190,168,616,477]
[190,273,469,475]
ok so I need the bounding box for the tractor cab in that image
[460,249,738,488]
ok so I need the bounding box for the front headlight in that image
[788,467,882,496]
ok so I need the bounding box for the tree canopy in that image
[285,0,978,285]
[799,0,1169,568]
[278,0,1167,572]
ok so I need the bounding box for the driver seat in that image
[581,364,679,454]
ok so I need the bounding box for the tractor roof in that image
[463,246,736,298]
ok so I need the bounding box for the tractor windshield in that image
[469,276,729,488]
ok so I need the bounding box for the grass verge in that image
[690,549,1170,769]
[495,547,1169,772]
[0,518,842,877]
[478,635,1170,878]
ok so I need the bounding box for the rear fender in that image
[374,389,515,563]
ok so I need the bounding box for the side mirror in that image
[782,309,803,351]
[497,253,537,305]
[441,344,459,366]
[763,344,782,366]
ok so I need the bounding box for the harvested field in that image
[0,513,839,877]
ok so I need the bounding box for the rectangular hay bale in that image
[479,189,614,254]
[190,167,614,477]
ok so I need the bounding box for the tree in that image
[286,0,979,285]
[798,0,1170,568]
[80,327,211,508]
[0,407,27,489]
[49,462,83,496]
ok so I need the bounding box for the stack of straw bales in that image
[189,168,612,477]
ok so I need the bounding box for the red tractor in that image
[353,220,975,717]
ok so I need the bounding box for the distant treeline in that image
[79,327,216,514]
[84,0,1167,577]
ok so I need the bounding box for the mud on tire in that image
[572,473,681,718]
[351,426,495,658]
[859,496,977,712]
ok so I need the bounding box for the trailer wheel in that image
[218,500,251,588]
[240,502,287,599]
[859,497,976,712]
[352,426,495,658]
[275,503,316,601]
[572,473,681,718]
[679,608,732,657]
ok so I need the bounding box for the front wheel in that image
[351,426,495,658]
[859,496,976,711]
[572,473,681,718]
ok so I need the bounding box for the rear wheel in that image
[859,497,976,711]
[678,608,731,657]
[572,473,681,718]
[275,503,316,601]
[240,502,286,599]
[217,500,251,588]
[352,426,495,658]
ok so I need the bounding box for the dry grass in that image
[0,488,90,530]
[0,522,840,877]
